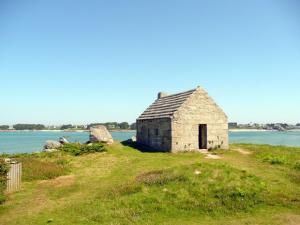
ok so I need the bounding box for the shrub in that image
[0,159,9,204]
[294,161,300,171]
[81,143,107,155]
[59,143,107,156]
[59,143,82,156]
[261,154,286,165]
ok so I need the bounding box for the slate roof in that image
[137,89,197,120]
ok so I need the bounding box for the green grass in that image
[0,143,299,225]
[108,163,265,217]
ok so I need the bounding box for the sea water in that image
[0,131,299,154]
[0,131,135,154]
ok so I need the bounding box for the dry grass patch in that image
[136,169,188,185]
[39,175,75,188]
[232,148,252,155]
[18,158,68,181]
[285,214,300,225]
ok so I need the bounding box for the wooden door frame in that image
[199,124,207,149]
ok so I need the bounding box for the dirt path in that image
[232,148,252,155]
[205,154,222,159]
[198,150,222,159]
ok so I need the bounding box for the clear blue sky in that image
[0,0,299,125]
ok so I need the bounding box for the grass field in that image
[0,143,299,225]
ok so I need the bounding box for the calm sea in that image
[0,131,299,154]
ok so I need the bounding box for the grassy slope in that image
[0,143,299,225]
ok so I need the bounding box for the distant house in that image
[136,87,229,152]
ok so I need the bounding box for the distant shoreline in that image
[0,129,136,133]
[229,129,300,132]
[0,129,299,133]
[110,129,136,133]
[229,129,272,132]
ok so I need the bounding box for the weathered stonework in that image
[136,118,172,151]
[136,87,228,152]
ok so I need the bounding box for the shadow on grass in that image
[121,140,169,153]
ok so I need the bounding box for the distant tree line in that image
[1,122,137,131]
[130,123,136,130]
[60,124,73,130]
[60,124,85,130]
[13,124,46,130]
[87,122,136,130]
[0,125,9,130]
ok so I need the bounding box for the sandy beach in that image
[229,129,274,132]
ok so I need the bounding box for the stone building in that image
[136,87,228,152]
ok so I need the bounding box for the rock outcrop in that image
[89,125,113,144]
[43,140,62,152]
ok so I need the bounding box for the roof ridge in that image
[159,88,197,99]
[137,87,199,120]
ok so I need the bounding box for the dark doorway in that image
[199,124,207,149]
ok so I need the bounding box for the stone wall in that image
[171,88,228,152]
[136,118,172,151]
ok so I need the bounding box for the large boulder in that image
[90,125,113,144]
[43,140,62,151]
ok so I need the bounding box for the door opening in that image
[199,124,207,149]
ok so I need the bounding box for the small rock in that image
[47,218,54,223]
[194,170,202,175]
[4,158,11,163]
[131,136,137,142]
[59,137,69,144]
[43,140,62,151]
